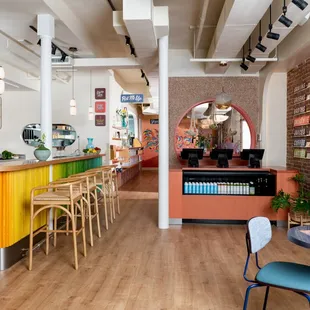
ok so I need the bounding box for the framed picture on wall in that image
[95,115,106,126]
[95,101,106,113]
[95,88,106,99]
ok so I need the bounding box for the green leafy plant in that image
[35,134,49,151]
[1,150,14,160]
[271,190,291,212]
[195,134,212,149]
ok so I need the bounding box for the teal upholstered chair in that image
[243,216,310,309]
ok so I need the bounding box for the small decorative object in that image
[83,148,98,155]
[86,138,94,149]
[94,147,101,154]
[33,134,51,161]
[95,115,106,126]
[215,87,232,110]
[1,150,14,160]
[95,88,106,99]
[116,108,128,128]
[95,101,106,113]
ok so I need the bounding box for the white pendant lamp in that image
[69,47,77,115]
[215,87,232,110]
[88,70,94,120]
[0,66,4,95]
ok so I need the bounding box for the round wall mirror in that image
[175,101,256,159]
[22,123,77,148]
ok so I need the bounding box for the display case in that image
[182,170,276,196]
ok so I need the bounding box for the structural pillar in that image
[158,35,169,229]
[37,14,54,159]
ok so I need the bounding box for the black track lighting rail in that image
[29,25,69,62]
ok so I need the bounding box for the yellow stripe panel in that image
[0,167,49,248]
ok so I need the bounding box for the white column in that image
[37,14,54,159]
[158,35,169,229]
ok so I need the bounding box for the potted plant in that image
[271,173,310,227]
[34,134,51,161]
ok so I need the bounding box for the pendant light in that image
[246,36,256,63]
[240,46,249,71]
[256,21,267,52]
[279,0,293,27]
[267,5,280,40]
[0,66,5,95]
[88,70,94,121]
[69,47,77,115]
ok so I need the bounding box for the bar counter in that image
[0,154,104,269]
[169,166,298,224]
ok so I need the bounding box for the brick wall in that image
[287,58,310,188]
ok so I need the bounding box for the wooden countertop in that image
[0,154,105,172]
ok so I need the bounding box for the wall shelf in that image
[294,98,310,105]
[293,135,310,138]
[293,146,310,148]
[112,138,122,141]
[293,123,310,128]
[294,110,310,116]
[112,126,128,131]
[294,85,310,94]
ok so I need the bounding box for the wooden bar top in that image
[0,154,105,172]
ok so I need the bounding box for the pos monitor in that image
[210,149,233,168]
[240,149,265,168]
[181,148,204,167]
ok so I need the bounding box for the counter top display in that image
[0,154,105,172]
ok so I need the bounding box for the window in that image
[242,120,251,149]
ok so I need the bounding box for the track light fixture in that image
[246,36,256,63]
[141,69,145,78]
[292,0,308,10]
[51,43,57,55]
[130,46,136,57]
[60,52,67,62]
[240,46,248,71]
[256,21,267,52]
[125,36,130,46]
[267,5,280,40]
[37,39,41,46]
[146,78,149,87]
[279,0,293,27]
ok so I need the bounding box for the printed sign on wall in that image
[95,115,106,126]
[120,94,144,103]
[95,88,106,99]
[95,101,106,113]
[150,119,159,124]
[294,115,310,127]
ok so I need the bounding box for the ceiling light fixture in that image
[60,51,67,62]
[256,21,267,52]
[69,47,77,116]
[146,77,149,87]
[219,61,227,67]
[215,87,232,110]
[125,36,130,46]
[141,69,145,78]
[279,0,293,27]
[267,5,280,40]
[240,46,248,71]
[88,69,94,121]
[246,36,256,63]
[130,46,136,57]
[37,39,41,46]
[0,66,5,95]
[292,0,308,10]
[51,43,57,55]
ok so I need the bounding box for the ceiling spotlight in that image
[240,46,248,71]
[292,0,308,10]
[130,46,136,57]
[267,5,280,41]
[37,39,41,46]
[51,44,57,55]
[125,36,130,46]
[219,61,227,67]
[141,69,145,78]
[146,80,149,87]
[279,1,293,27]
[246,36,256,63]
[256,21,267,52]
[60,51,67,62]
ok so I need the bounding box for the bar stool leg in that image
[66,212,69,236]
[114,178,120,215]
[53,208,57,247]
[86,191,94,247]
[46,208,50,255]
[70,201,79,270]
[93,189,101,238]
[29,204,34,271]
[102,186,109,230]
[78,199,87,257]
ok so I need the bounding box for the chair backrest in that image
[247,217,272,253]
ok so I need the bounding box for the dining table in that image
[288,225,310,248]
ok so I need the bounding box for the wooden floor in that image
[0,171,310,309]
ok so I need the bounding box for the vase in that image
[121,116,127,128]
[34,149,51,161]
[86,138,94,149]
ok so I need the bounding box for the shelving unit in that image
[294,98,310,105]
[294,83,310,94]
[294,110,310,116]
[112,138,121,141]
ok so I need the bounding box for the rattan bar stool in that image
[29,179,86,271]
[69,172,101,246]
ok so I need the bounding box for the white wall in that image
[0,68,111,160]
[261,72,287,167]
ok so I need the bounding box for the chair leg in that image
[102,188,108,230]
[263,286,270,310]
[29,206,34,271]
[93,189,101,238]
[53,208,57,247]
[66,212,69,236]
[86,192,94,247]
[45,208,50,255]
[70,202,79,270]
[114,179,120,215]
[79,199,87,257]
[243,284,262,310]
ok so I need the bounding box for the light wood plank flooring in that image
[0,171,309,309]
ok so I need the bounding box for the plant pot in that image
[34,149,51,161]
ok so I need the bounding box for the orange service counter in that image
[169,166,298,222]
